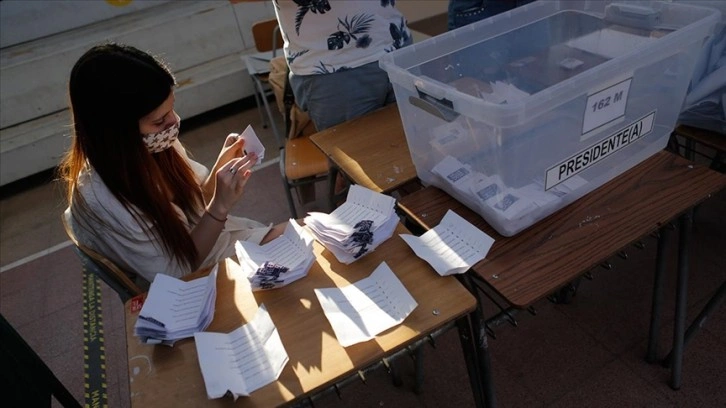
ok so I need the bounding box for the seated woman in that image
[60,43,285,284]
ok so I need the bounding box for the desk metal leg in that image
[670,211,693,390]
[664,280,726,366]
[685,138,696,161]
[455,316,486,408]
[647,224,672,363]
[414,345,424,394]
[459,274,497,408]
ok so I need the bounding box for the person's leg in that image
[290,61,395,132]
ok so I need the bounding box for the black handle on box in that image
[408,89,460,122]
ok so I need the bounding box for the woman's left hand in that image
[213,133,245,171]
[207,150,258,218]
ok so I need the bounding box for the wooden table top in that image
[125,223,475,407]
[398,151,726,309]
[310,104,418,194]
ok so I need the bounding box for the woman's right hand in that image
[206,151,258,220]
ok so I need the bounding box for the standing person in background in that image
[272,0,412,131]
[61,43,285,284]
[448,0,535,30]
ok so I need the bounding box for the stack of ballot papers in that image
[235,220,315,291]
[400,210,495,276]
[194,305,288,400]
[314,262,418,347]
[134,265,218,346]
[304,185,397,264]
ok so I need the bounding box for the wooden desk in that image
[398,150,726,394]
[125,223,477,407]
[310,104,418,194]
[398,151,726,309]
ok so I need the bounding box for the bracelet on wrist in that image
[205,210,227,223]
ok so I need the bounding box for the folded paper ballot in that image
[400,210,495,276]
[235,220,315,291]
[431,155,597,233]
[304,185,397,264]
[134,265,218,345]
[194,305,289,400]
[314,262,418,347]
[234,124,265,163]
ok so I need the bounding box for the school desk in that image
[124,223,482,407]
[397,150,726,394]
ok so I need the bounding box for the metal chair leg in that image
[279,150,299,219]
[253,75,282,145]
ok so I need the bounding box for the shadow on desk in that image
[124,223,477,407]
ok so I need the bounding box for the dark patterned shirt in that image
[273,0,410,75]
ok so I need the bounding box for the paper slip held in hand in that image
[236,124,265,162]
[304,185,397,264]
[314,262,418,347]
[194,305,288,400]
[400,210,494,276]
[235,220,315,291]
[134,265,218,346]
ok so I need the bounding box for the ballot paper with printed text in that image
[134,265,218,345]
[235,220,315,290]
[400,210,494,276]
[194,305,288,400]
[305,185,397,264]
[314,262,417,347]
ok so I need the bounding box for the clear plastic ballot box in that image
[380,1,720,236]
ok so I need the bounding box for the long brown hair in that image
[59,43,203,270]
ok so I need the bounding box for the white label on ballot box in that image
[582,78,632,136]
[545,111,655,190]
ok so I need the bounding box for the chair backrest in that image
[252,18,283,55]
[62,215,144,303]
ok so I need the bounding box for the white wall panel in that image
[0,0,276,185]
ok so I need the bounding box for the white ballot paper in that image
[431,156,486,198]
[134,265,218,345]
[400,210,494,276]
[304,185,397,264]
[234,220,315,291]
[236,124,265,162]
[567,28,654,60]
[314,262,418,347]
[194,305,288,400]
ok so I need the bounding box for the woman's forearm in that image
[189,208,227,270]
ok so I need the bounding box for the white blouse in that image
[64,141,271,283]
[274,0,410,75]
